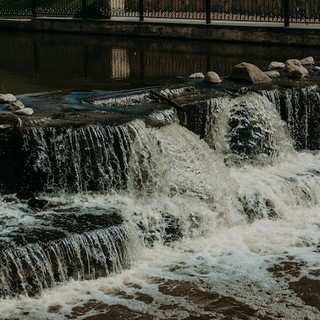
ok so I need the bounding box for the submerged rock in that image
[27,197,49,211]
[229,62,272,84]
[16,189,36,200]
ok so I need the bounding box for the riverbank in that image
[1,17,320,46]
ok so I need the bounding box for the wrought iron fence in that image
[0,0,33,16]
[35,0,82,16]
[0,0,319,25]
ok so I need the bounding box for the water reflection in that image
[0,30,318,94]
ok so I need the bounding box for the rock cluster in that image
[0,93,33,116]
[188,56,319,85]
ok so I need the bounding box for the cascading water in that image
[1,89,320,319]
[21,124,133,192]
[261,85,320,150]
[205,92,294,166]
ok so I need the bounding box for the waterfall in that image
[0,223,140,298]
[207,92,294,166]
[1,85,320,318]
[261,85,320,150]
[21,124,133,192]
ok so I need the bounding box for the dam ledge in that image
[0,16,320,46]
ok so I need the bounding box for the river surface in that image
[0,30,319,94]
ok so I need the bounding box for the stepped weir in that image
[0,75,320,300]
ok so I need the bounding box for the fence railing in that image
[0,1,319,26]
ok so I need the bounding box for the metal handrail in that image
[0,1,319,27]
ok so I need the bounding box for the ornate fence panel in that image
[109,0,139,17]
[35,0,82,17]
[142,0,205,19]
[211,0,283,22]
[107,0,205,19]
[0,0,33,16]
[290,0,320,23]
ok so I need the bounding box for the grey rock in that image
[300,56,315,65]
[7,100,25,111]
[264,71,280,78]
[189,72,205,79]
[0,112,22,129]
[285,59,309,78]
[268,61,285,70]
[13,107,34,116]
[204,71,222,83]
[229,62,272,84]
[0,93,17,104]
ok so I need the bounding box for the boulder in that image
[7,100,25,111]
[0,112,22,129]
[27,197,49,211]
[300,56,315,65]
[13,107,34,116]
[189,72,205,79]
[288,69,309,79]
[285,59,309,79]
[0,93,17,104]
[314,66,320,72]
[264,71,280,78]
[204,71,222,84]
[229,62,272,84]
[268,61,285,70]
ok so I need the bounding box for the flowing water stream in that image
[0,89,320,319]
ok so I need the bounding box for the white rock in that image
[268,61,285,70]
[7,100,25,111]
[229,62,271,84]
[264,71,280,78]
[13,107,34,116]
[300,56,315,65]
[160,88,172,98]
[314,66,320,71]
[204,71,222,83]
[285,59,309,78]
[0,93,17,103]
[189,72,205,79]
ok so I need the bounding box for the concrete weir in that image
[1,76,320,194]
[0,17,319,46]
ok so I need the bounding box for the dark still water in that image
[0,30,319,94]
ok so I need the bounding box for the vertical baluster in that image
[82,0,87,19]
[284,0,290,27]
[206,0,211,24]
[32,0,37,17]
[139,0,144,21]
